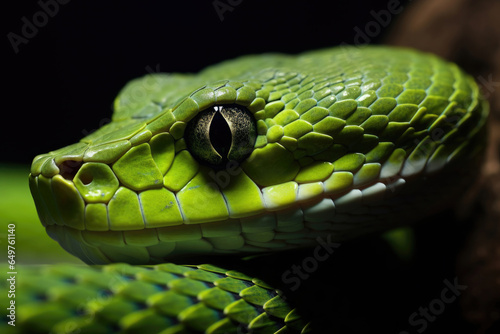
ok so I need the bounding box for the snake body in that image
[2,46,488,333]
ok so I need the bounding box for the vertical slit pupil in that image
[209,110,232,159]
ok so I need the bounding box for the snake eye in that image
[185,104,257,169]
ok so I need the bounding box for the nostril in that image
[73,162,120,203]
[59,160,83,181]
[79,171,93,185]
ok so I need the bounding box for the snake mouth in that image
[29,156,419,265]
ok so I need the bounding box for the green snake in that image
[1,46,488,333]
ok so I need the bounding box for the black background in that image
[4,0,412,164]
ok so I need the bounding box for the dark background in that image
[4,0,412,164]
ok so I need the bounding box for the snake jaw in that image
[29,46,488,265]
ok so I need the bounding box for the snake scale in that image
[1,46,488,333]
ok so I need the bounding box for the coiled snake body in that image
[2,46,489,333]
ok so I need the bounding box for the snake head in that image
[29,47,488,264]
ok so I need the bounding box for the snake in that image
[0,46,488,333]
